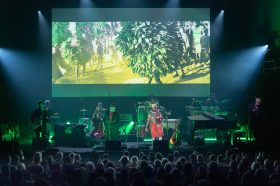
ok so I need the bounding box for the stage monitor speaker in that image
[162,119,179,129]
[54,124,87,147]
[153,140,169,153]
[105,140,121,151]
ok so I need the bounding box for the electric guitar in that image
[33,112,57,131]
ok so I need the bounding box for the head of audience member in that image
[155,152,163,161]
[189,153,197,164]
[102,153,110,160]
[55,151,64,163]
[85,161,95,172]
[168,154,175,163]
[179,156,186,165]
[131,156,139,166]
[174,151,180,160]
[74,153,82,164]
[217,154,224,164]
[197,154,204,164]
[141,155,148,161]
[119,155,129,167]
[33,152,43,164]
[208,154,216,162]
[161,158,169,167]
[154,159,162,170]
[123,151,130,158]
[68,152,75,164]
[176,161,184,172]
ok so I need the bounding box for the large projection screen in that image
[52,8,210,97]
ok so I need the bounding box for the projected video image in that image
[52,21,210,84]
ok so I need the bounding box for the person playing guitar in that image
[31,100,48,144]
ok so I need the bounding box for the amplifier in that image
[119,114,133,121]
[162,119,179,129]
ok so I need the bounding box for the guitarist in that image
[31,100,48,144]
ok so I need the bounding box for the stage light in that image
[66,121,71,125]
[80,0,94,8]
[38,9,50,50]
[164,0,180,7]
[129,121,135,125]
[212,9,225,49]
[265,44,268,48]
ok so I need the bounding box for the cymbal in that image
[220,99,231,103]
[80,109,88,112]
[51,115,60,119]
[79,117,90,120]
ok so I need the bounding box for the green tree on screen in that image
[52,22,71,47]
[60,22,114,76]
[116,21,185,84]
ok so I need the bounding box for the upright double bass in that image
[91,105,105,138]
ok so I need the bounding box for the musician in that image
[44,100,53,114]
[248,97,265,143]
[205,92,220,107]
[91,102,105,138]
[44,99,55,138]
[191,98,201,108]
[104,104,119,140]
[31,100,48,144]
[145,102,163,140]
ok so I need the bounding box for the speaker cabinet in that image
[105,140,121,151]
[153,140,169,153]
[54,124,87,147]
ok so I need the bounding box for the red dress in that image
[147,109,163,138]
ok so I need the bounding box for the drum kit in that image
[78,108,93,134]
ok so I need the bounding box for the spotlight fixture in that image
[221,10,224,13]
[38,10,41,14]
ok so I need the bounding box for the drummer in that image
[205,92,221,110]
[191,98,201,108]
[137,102,147,125]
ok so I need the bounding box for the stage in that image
[12,135,240,161]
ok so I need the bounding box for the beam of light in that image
[80,0,95,8]
[212,10,224,49]
[216,45,268,93]
[0,48,48,109]
[38,10,50,50]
